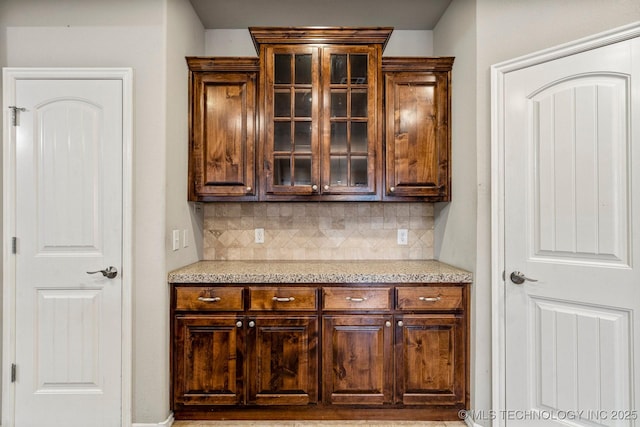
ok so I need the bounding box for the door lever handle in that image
[87,266,118,279]
[510,271,537,285]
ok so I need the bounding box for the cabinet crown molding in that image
[249,26,394,52]
[382,56,455,72]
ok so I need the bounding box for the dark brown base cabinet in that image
[171,283,469,420]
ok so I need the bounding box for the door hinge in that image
[11,363,16,382]
[11,237,17,254]
[8,106,26,127]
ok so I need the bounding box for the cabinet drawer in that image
[322,287,391,311]
[396,286,463,310]
[249,287,317,311]
[175,286,244,311]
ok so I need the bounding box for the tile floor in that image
[173,421,466,427]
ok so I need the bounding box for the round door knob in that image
[390,186,395,193]
[236,321,243,328]
[246,186,252,192]
[311,184,318,191]
[385,321,391,327]
[248,321,256,328]
[397,321,404,327]
[324,185,330,190]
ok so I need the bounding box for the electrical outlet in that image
[255,228,265,244]
[172,229,180,251]
[397,229,408,245]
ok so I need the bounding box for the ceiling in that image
[189,0,453,30]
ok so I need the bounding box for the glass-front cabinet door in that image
[264,46,320,196]
[262,43,380,199]
[321,46,377,196]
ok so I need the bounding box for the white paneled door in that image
[3,70,131,427]
[499,31,640,425]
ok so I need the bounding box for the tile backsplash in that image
[203,202,434,261]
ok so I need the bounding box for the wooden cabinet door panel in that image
[247,316,319,405]
[190,69,256,200]
[322,315,393,405]
[173,316,244,406]
[383,57,454,201]
[395,314,465,405]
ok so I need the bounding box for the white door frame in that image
[1,68,133,427]
[490,22,640,427]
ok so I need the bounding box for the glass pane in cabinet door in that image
[330,122,347,152]
[351,157,368,186]
[274,91,291,117]
[330,156,348,186]
[274,157,292,186]
[294,90,312,117]
[294,157,312,185]
[295,54,312,85]
[331,91,347,117]
[331,54,347,84]
[275,54,292,84]
[351,122,367,152]
[274,122,291,152]
[294,122,312,152]
[351,90,368,117]
[350,55,368,84]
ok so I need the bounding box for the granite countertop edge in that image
[168,260,473,284]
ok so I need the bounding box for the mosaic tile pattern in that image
[203,202,435,261]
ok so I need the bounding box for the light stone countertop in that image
[168,260,472,284]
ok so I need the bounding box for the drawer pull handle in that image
[272,296,295,302]
[198,296,221,303]
[345,296,367,302]
[419,296,441,302]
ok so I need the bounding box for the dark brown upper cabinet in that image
[187,57,259,201]
[251,27,392,201]
[186,30,454,203]
[383,57,454,201]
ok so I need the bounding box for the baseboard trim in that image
[132,412,174,427]
[465,417,482,427]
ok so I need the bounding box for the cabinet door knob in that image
[236,321,243,328]
[390,186,395,193]
[311,184,318,191]
[324,184,329,190]
[385,321,391,327]
[397,320,404,327]
[248,320,256,328]
[246,186,252,192]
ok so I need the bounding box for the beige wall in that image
[162,0,205,421]
[432,0,479,415]
[204,29,435,56]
